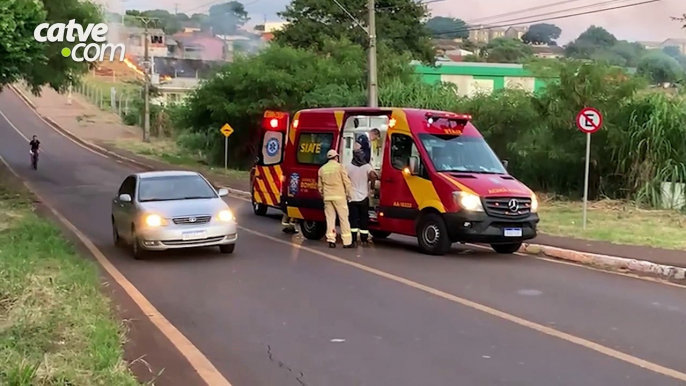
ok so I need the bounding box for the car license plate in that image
[182,231,207,241]
[504,228,522,237]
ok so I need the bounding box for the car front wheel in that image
[417,213,452,256]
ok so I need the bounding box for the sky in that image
[105,0,684,44]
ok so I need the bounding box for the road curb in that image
[12,84,685,282]
[9,83,36,109]
[519,243,686,281]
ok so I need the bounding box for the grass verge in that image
[111,138,686,251]
[0,166,139,385]
[109,138,250,184]
[539,197,686,250]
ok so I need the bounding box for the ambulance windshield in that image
[419,134,506,174]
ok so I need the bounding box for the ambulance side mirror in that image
[408,156,420,175]
[501,159,509,170]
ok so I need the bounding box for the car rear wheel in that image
[490,242,522,254]
[301,220,326,240]
[370,230,391,239]
[417,213,452,256]
[219,244,235,254]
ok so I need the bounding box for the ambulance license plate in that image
[504,228,522,237]
[182,231,207,241]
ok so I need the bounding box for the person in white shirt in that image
[346,141,378,245]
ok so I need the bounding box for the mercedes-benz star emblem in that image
[189,217,197,223]
[507,199,519,212]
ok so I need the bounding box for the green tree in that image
[663,45,681,58]
[274,0,434,62]
[1,0,103,94]
[483,38,532,63]
[636,52,683,84]
[0,0,45,91]
[177,38,415,166]
[521,23,561,45]
[139,9,182,34]
[610,40,646,67]
[203,1,249,35]
[425,16,468,39]
[565,26,617,59]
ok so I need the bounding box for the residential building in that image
[660,38,686,55]
[413,61,551,97]
[121,26,168,58]
[171,32,227,61]
[637,41,662,50]
[150,57,223,105]
[505,26,529,40]
[468,25,506,44]
[530,44,565,59]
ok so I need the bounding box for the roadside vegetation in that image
[0,166,139,385]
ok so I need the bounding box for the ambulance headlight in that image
[531,193,539,213]
[453,191,484,212]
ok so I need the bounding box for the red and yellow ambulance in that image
[253,107,540,255]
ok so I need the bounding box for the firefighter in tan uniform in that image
[318,149,354,248]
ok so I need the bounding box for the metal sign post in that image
[220,123,235,170]
[575,107,603,230]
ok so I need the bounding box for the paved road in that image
[2,89,686,386]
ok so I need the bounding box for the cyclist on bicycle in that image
[29,135,40,166]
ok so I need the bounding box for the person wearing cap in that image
[318,149,354,248]
[346,142,377,245]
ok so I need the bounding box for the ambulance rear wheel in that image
[301,221,326,240]
[370,230,391,239]
[417,213,452,256]
[490,242,522,254]
[252,198,268,216]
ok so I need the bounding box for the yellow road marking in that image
[0,156,232,386]
[237,225,686,382]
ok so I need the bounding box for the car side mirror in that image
[408,156,420,175]
[218,188,229,197]
[118,194,132,203]
[501,159,509,169]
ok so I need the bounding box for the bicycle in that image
[30,150,39,170]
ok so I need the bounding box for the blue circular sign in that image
[266,138,280,157]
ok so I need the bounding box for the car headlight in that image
[218,209,234,222]
[144,214,165,227]
[531,193,539,213]
[453,191,484,212]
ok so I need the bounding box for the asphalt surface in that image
[2,89,686,386]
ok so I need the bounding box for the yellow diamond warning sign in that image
[220,123,234,137]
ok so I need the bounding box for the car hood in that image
[138,198,229,218]
[440,173,533,197]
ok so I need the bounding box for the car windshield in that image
[138,175,217,202]
[419,134,506,174]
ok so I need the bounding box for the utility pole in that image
[332,0,378,107]
[129,16,159,142]
[367,0,378,107]
[143,26,150,142]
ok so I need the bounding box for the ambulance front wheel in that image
[417,213,452,256]
[490,242,522,254]
[301,221,327,240]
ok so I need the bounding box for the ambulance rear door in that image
[252,111,289,214]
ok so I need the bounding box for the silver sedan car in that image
[111,170,238,259]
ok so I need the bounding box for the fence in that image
[76,82,138,124]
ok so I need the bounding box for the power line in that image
[464,0,589,25]
[376,0,444,12]
[465,0,637,29]
[431,0,661,37]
